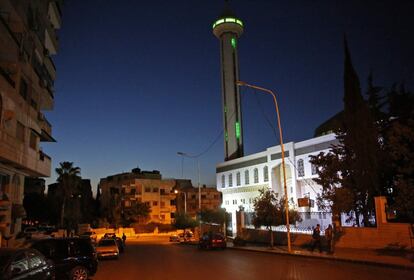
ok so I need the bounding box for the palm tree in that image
[55,162,81,228]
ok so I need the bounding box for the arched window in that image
[236,172,241,186]
[244,170,249,185]
[263,166,269,182]
[297,159,305,177]
[253,168,259,183]
[221,175,225,188]
[311,163,317,175]
[228,174,233,187]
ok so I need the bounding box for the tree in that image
[253,189,301,248]
[122,201,151,225]
[384,85,414,222]
[310,40,382,226]
[174,213,198,231]
[23,193,49,223]
[199,208,227,225]
[55,162,81,229]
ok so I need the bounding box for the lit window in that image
[236,172,241,186]
[297,159,305,177]
[254,168,258,183]
[263,166,269,182]
[245,170,249,185]
[228,174,233,187]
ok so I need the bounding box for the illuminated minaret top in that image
[213,2,244,161]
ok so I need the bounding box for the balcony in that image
[44,26,58,55]
[37,112,55,142]
[0,129,51,177]
[48,1,62,29]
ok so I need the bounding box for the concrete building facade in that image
[0,0,61,244]
[99,169,180,225]
[216,133,338,234]
[175,185,222,219]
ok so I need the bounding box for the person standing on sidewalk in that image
[325,224,334,254]
[311,224,322,252]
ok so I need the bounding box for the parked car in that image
[30,237,98,280]
[79,231,97,243]
[198,232,226,250]
[115,237,124,253]
[95,239,119,259]
[169,234,180,242]
[102,233,116,239]
[0,248,54,280]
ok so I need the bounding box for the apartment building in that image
[99,168,181,225]
[175,185,222,219]
[0,0,62,245]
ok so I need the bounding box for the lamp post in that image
[174,189,187,214]
[176,152,201,210]
[236,80,292,253]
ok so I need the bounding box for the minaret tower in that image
[213,2,244,161]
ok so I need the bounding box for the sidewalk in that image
[226,242,414,270]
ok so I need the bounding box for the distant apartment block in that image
[99,168,181,225]
[0,0,62,245]
[175,185,222,219]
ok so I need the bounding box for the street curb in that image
[227,246,414,271]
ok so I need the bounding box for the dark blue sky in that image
[45,0,414,190]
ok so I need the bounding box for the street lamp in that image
[176,152,201,210]
[174,189,187,214]
[236,80,292,253]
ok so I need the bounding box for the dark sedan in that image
[30,238,98,280]
[0,248,54,280]
[198,232,227,250]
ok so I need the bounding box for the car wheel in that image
[70,266,88,280]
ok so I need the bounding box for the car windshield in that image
[98,239,115,246]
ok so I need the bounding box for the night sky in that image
[44,0,414,191]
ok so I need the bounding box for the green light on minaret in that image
[231,38,237,49]
[225,132,228,142]
[235,122,241,139]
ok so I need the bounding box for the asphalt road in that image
[93,237,413,280]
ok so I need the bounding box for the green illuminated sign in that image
[231,38,237,49]
[212,17,244,29]
[235,122,241,139]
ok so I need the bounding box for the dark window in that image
[221,175,225,188]
[236,172,241,186]
[130,188,136,195]
[201,195,206,199]
[153,187,159,193]
[29,131,37,149]
[19,79,28,100]
[254,168,259,183]
[30,98,37,110]
[245,170,249,185]
[311,163,317,175]
[160,189,166,195]
[228,174,233,187]
[297,159,305,177]
[153,201,158,206]
[16,122,25,142]
[170,212,175,218]
[263,166,269,182]
[145,187,151,192]
[170,199,176,206]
